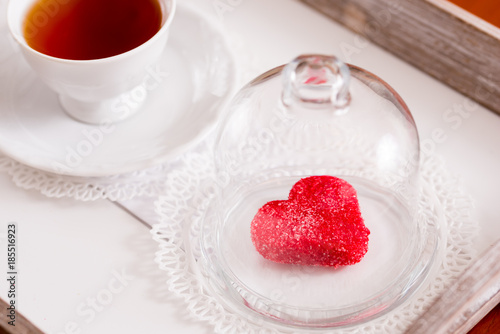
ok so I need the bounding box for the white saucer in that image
[0,3,237,177]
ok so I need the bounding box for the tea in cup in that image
[7,0,176,124]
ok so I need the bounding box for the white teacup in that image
[7,0,176,124]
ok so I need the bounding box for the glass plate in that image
[197,172,441,328]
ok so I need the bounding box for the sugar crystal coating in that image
[250,176,370,267]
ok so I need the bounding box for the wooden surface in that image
[405,239,500,333]
[300,0,500,116]
[469,303,500,333]
[0,298,44,334]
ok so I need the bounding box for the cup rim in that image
[6,0,177,64]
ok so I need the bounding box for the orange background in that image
[448,0,500,27]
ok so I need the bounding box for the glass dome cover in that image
[199,55,437,328]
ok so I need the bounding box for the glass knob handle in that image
[282,54,351,114]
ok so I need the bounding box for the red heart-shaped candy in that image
[250,176,370,267]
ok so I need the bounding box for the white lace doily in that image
[151,150,477,333]
[0,154,177,201]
